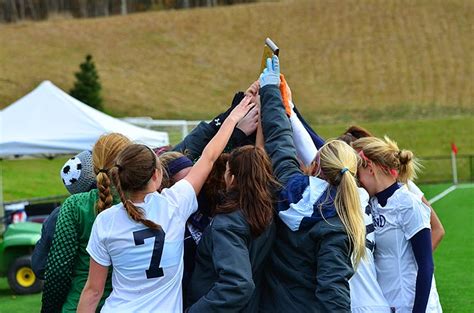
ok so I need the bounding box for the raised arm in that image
[293,106,326,150]
[279,75,319,166]
[184,96,255,194]
[173,91,257,161]
[259,56,301,185]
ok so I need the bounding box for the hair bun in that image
[398,150,413,165]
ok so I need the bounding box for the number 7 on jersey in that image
[133,228,166,279]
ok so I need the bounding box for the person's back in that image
[32,150,97,280]
[42,189,118,312]
[78,99,256,312]
[88,181,197,312]
[258,56,365,312]
[62,189,114,311]
[261,176,353,312]
[188,210,275,312]
[42,133,131,313]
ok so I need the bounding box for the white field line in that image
[427,183,474,204]
[428,185,457,205]
[455,183,474,190]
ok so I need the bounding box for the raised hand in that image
[245,80,260,98]
[259,55,280,88]
[227,95,256,124]
[236,105,259,136]
[279,73,293,116]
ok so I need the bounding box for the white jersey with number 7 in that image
[87,179,198,312]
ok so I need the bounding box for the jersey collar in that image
[375,182,400,207]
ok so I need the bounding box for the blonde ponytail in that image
[96,171,113,214]
[319,140,366,266]
[92,133,132,214]
[336,170,366,266]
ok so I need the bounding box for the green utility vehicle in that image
[0,221,43,294]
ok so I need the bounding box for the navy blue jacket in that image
[259,85,353,312]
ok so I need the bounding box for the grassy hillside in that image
[0,0,472,124]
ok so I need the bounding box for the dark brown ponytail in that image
[110,144,162,229]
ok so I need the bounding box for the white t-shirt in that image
[349,188,391,313]
[87,179,198,313]
[371,187,441,313]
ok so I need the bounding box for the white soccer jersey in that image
[349,188,391,313]
[371,187,442,313]
[87,179,198,313]
[404,180,443,312]
[404,180,424,198]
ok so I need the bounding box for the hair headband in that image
[167,156,193,177]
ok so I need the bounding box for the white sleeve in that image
[405,180,424,199]
[161,179,198,220]
[289,103,318,167]
[86,214,111,266]
[398,195,431,240]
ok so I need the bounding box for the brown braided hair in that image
[110,144,163,229]
[93,133,131,214]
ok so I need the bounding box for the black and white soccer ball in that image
[61,157,82,186]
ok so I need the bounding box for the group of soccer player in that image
[35,56,444,312]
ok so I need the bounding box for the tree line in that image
[0,0,255,23]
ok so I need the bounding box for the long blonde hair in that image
[318,140,366,266]
[92,133,131,214]
[352,136,421,184]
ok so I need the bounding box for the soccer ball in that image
[61,157,82,186]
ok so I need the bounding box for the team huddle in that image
[33,56,444,312]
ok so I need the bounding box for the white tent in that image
[0,81,168,157]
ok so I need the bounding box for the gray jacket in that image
[187,210,275,313]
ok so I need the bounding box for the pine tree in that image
[70,54,103,111]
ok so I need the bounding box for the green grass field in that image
[0,183,472,312]
[424,184,474,312]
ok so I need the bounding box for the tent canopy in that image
[0,81,168,157]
